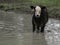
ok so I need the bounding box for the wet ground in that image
[0,10,60,45]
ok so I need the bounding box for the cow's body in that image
[30,5,48,33]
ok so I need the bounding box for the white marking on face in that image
[35,6,41,17]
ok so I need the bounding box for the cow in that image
[30,5,48,33]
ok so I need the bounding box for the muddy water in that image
[0,10,60,45]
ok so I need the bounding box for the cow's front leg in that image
[41,25,45,33]
[32,24,35,32]
[37,26,39,33]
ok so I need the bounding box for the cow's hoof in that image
[41,30,44,33]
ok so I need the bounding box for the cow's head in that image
[30,5,46,18]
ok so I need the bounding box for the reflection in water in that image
[32,33,47,45]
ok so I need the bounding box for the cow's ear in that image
[41,6,47,12]
[39,5,46,9]
[30,6,35,11]
[30,6,35,9]
[42,6,46,9]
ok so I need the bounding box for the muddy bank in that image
[0,3,60,19]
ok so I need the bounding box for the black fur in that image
[30,5,48,33]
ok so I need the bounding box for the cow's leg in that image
[37,26,39,33]
[32,17,35,32]
[41,25,45,33]
[33,24,35,32]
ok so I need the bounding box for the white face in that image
[35,6,41,17]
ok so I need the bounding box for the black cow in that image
[30,5,48,33]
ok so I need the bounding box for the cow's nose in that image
[37,15,39,16]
